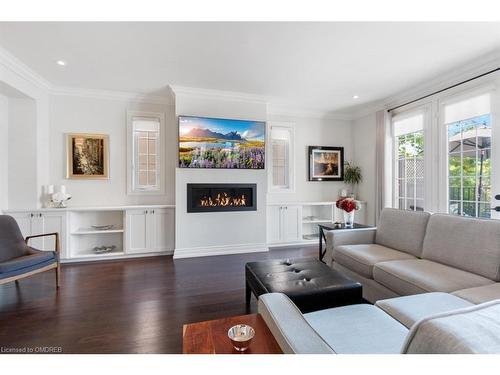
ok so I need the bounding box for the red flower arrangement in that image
[336,198,360,213]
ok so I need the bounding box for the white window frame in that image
[390,104,431,211]
[267,122,295,194]
[437,84,497,214]
[127,111,166,195]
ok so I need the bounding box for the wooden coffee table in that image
[183,313,282,354]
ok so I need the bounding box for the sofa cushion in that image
[0,250,56,274]
[334,244,416,279]
[375,208,430,257]
[402,299,500,353]
[304,304,408,354]
[452,283,500,304]
[376,292,473,328]
[373,259,494,296]
[422,214,500,281]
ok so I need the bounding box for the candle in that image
[46,185,54,194]
[58,185,66,194]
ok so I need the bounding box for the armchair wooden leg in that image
[55,263,61,288]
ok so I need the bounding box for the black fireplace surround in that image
[187,183,257,213]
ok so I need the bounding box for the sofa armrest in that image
[323,228,377,265]
[257,293,335,354]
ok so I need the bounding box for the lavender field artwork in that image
[179,116,265,169]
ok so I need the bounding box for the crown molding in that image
[0,46,52,91]
[267,104,353,121]
[51,86,174,105]
[169,84,269,104]
[349,48,500,121]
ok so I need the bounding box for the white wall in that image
[0,94,7,210]
[174,91,268,257]
[49,95,175,207]
[267,113,353,203]
[352,112,377,225]
[8,98,38,209]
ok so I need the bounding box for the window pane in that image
[462,202,476,217]
[478,177,491,202]
[138,171,148,186]
[406,178,415,199]
[148,139,157,154]
[449,201,461,215]
[446,112,491,218]
[138,154,148,170]
[393,127,424,211]
[449,178,461,201]
[138,138,148,153]
[479,203,491,219]
[148,172,156,186]
[271,132,290,189]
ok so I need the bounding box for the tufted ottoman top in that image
[245,258,363,313]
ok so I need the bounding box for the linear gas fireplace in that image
[187,183,257,213]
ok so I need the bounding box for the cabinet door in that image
[41,212,66,255]
[149,208,174,252]
[30,214,45,249]
[267,206,283,243]
[282,205,301,242]
[126,209,149,254]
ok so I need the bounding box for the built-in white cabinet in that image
[8,211,67,256]
[267,201,367,246]
[125,207,174,254]
[267,204,302,244]
[5,205,174,262]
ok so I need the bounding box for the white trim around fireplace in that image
[173,242,268,259]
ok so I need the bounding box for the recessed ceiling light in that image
[56,60,67,66]
[353,95,359,100]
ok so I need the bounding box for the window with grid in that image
[269,125,294,191]
[393,112,425,211]
[132,117,160,192]
[445,93,491,218]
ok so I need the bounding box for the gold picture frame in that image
[66,133,109,179]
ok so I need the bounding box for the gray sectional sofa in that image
[258,291,500,353]
[256,209,500,354]
[324,208,500,304]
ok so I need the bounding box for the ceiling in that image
[1,22,499,113]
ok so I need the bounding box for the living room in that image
[1,1,500,373]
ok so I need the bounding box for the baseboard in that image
[267,240,318,248]
[61,250,174,264]
[173,243,268,259]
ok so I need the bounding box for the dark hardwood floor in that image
[0,246,316,354]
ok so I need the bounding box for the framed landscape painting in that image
[66,133,109,179]
[308,146,344,181]
[178,115,265,169]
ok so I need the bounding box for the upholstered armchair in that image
[0,215,60,287]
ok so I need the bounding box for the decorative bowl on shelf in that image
[93,245,116,254]
[227,324,255,352]
[91,224,115,230]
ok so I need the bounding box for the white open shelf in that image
[72,228,124,235]
[302,219,333,224]
[68,210,125,259]
[302,202,334,241]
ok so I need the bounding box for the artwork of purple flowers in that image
[179,116,265,169]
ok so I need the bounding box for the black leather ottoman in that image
[245,258,362,313]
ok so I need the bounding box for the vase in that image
[343,210,355,228]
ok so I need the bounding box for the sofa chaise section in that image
[258,292,500,354]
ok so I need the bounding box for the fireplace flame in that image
[199,192,247,207]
